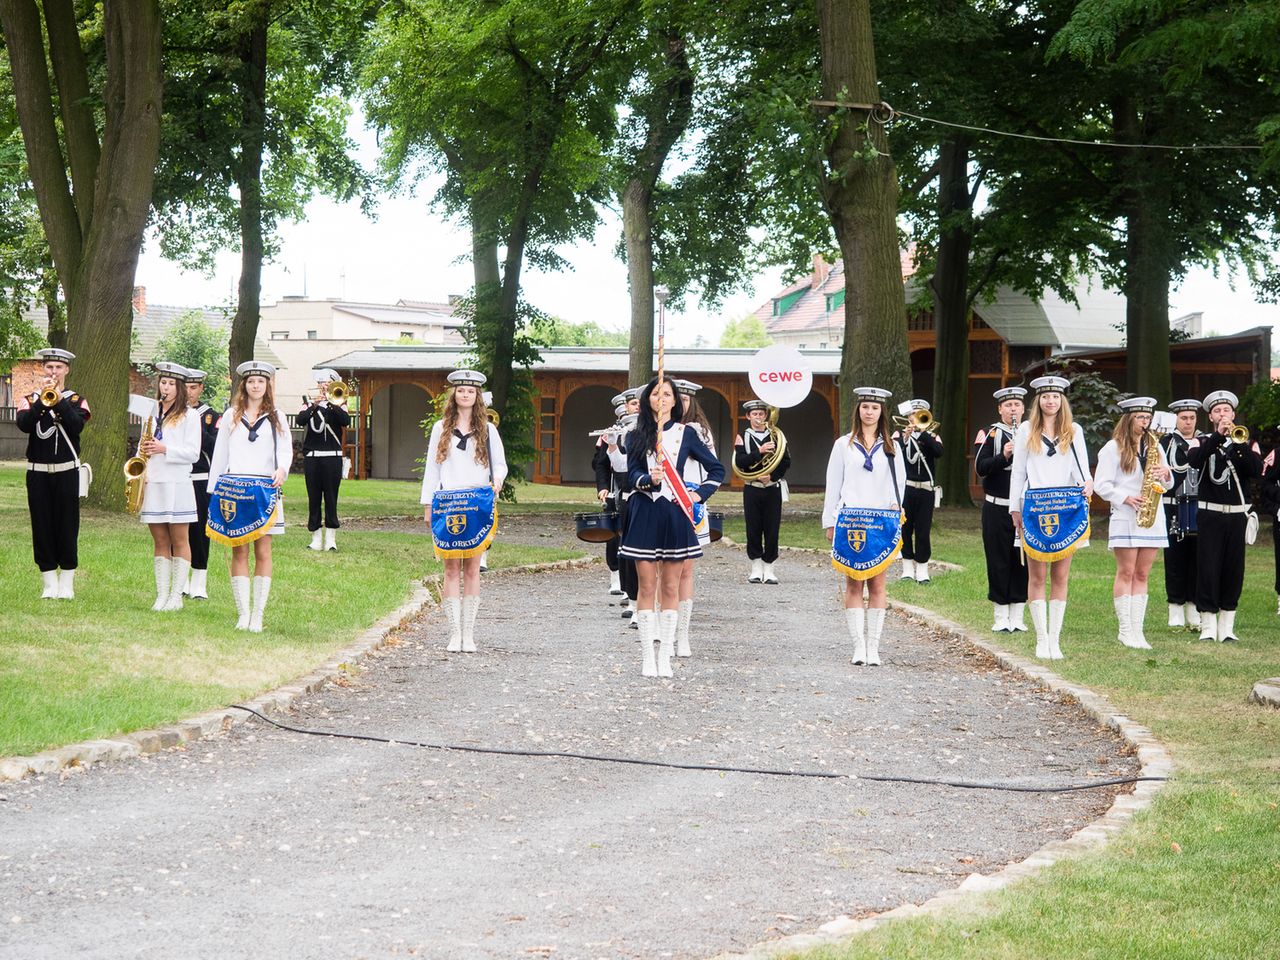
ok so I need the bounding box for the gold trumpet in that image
[1227,423,1250,444]
[893,409,940,433]
[39,383,61,406]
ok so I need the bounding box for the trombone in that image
[893,408,940,434]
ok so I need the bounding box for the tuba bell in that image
[325,380,348,404]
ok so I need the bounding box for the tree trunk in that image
[815,0,910,432]
[229,18,268,382]
[2,0,163,509]
[931,138,974,505]
[1116,97,1173,398]
[623,30,694,389]
[623,178,655,386]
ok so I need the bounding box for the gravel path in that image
[0,532,1136,960]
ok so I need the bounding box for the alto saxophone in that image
[124,416,154,514]
[1136,430,1165,528]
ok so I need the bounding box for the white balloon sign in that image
[747,344,813,408]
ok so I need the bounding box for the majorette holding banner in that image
[206,475,281,547]
[1019,486,1090,561]
[430,485,498,559]
[831,506,904,580]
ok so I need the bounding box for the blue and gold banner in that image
[430,485,498,560]
[206,474,280,547]
[1020,486,1090,561]
[831,506,903,580]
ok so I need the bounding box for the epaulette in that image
[204,412,215,425]
[69,393,79,403]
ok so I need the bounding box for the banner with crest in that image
[430,485,498,560]
[1020,486,1090,561]
[831,506,903,580]
[206,474,281,547]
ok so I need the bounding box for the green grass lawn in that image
[723,509,1280,960]
[0,464,582,757]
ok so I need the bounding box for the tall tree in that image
[364,0,630,446]
[618,17,694,386]
[154,0,373,381]
[1,0,163,507]
[815,0,910,429]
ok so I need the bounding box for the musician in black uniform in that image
[17,347,90,599]
[896,398,943,583]
[183,368,219,599]
[1187,389,1261,643]
[734,399,790,584]
[974,386,1028,633]
[609,387,642,625]
[297,368,350,552]
[1159,399,1201,629]
[593,394,630,596]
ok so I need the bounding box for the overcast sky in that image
[134,116,1276,347]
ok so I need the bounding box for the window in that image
[819,342,828,349]
[270,330,288,340]
[797,343,807,349]
[307,330,317,340]
[400,331,415,340]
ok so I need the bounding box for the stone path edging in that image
[1250,677,1280,708]
[709,582,1173,959]
[0,556,595,785]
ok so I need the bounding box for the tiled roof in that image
[753,261,845,336]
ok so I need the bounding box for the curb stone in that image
[1249,677,1280,708]
[0,555,596,785]
[708,595,1172,960]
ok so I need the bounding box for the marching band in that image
[18,351,1280,671]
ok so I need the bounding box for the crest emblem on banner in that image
[220,499,236,522]
[446,514,467,535]
[1038,513,1059,537]
[848,528,867,553]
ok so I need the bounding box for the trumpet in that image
[1227,423,1250,444]
[39,383,61,406]
[893,409,940,434]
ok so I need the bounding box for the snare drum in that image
[574,511,620,543]
[708,511,724,542]
[1175,495,1198,539]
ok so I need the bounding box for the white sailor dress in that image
[821,435,907,530]
[139,402,200,525]
[419,421,509,503]
[206,409,294,535]
[621,422,724,561]
[1094,438,1169,548]
[1007,423,1092,515]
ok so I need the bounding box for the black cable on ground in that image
[230,705,1165,795]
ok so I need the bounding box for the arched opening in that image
[778,390,836,489]
[370,382,433,480]
[559,384,619,483]
[690,388,733,467]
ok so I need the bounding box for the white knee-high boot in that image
[165,558,189,611]
[152,557,172,611]
[637,610,658,677]
[461,595,480,652]
[676,599,693,657]
[865,608,886,666]
[1029,599,1049,659]
[1114,595,1133,647]
[1130,593,1151,649]
[657,609,678,678]
[846,607,866,665]
[230,576,251,630]
[248,576,271,633]
[1009,602,1027,632]
[444,597,462,652]
[1048,599,1066,659]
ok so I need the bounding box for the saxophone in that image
[1136,430,1166,528]
[124,416,154,514]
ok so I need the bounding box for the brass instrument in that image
[1227,423,1250,444]
[124,416,155,515]
[1136,430,1166,529]
[893,408,940,434]
[325,380,348,404]
[486,408,501,427]
[733,407,787,482]
[39,383,61,406]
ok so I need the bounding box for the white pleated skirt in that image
[140,480,197,525]
[1108,503,1168,549]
